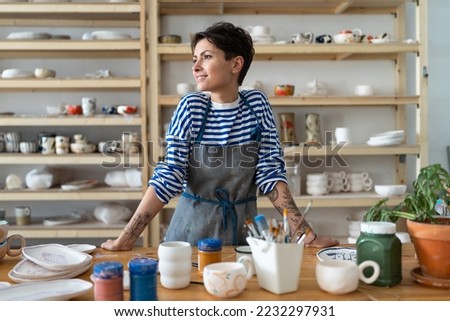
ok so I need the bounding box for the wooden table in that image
[0,243,449,300]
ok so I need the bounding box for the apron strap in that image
[182,189,257,245]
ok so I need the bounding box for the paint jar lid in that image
[93,261,123,279]
[198,238,222,251]
[128,257,158,275]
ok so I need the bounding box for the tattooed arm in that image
[101,185,164,251]
[265,181,340,249]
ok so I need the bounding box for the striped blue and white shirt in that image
[149,90,287,204]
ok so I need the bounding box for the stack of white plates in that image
[250,33,275,44]
[8,244,93,283]
[366,130,404,146]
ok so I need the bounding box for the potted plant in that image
[364,163,450,280]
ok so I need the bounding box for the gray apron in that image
[165,92,262,246]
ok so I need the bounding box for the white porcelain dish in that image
[61,179,98,191]
[370,130,404,140]
[42,213,84,226]
[366,137,403,146]
[316,247,357,262]
[6,32,52,40]
[374,184,407,197]
[90,30,132,40]
[22,244,92,271]
[0,279,92,301]
[1,68,34,79]
[66,244,96,254]
[8,258,91,283]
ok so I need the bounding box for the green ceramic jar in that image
[357,221,402,287]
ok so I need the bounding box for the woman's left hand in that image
[306,234,340,249]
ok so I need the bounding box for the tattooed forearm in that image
[124,210,153,240]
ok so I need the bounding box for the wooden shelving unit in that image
[0,1,149,245]
[146,0,428,245]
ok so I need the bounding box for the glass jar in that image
[197,238,222,275]
[128,257,158,301]
[357,221,402,287]
[92,261,123,301]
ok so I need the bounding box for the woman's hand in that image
[101,238,133,251]
[306,234,340,249]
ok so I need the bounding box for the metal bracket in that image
[423,66,429,78]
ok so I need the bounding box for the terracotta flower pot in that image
[407,217,450,279]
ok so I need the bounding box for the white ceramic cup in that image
[5,132,21,153]
[176,83,195,95]
[203,256,253,298]
[316,260,380,295]
[235,245,256,275]
[246,25,270,36]
[19,141,37,154]
[81,97,96,116]
[335,127,351,145]
[157,241,192,289]
[55,135,70,155]
[354,85,375,96]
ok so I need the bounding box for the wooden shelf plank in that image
[283,144,420,156]
[0,3,141,14]
[0,187,143,201]
[0,115,142,126]
[0,78,141,90]
[160,95,419,107]
[0,153,142,165]
[158,0,413,15]
[163,192,405,209]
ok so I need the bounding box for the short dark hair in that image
[191,21,255,86]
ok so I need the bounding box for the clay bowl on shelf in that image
[374,185,407,197]
[158,34,182,44]
[274,84,295,96]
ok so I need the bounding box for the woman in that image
[101,22,339,250]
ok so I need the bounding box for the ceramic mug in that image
[15,206,31,226]
[19,141,37,154]
[0,220,9,243]
[81,97,96,116]
[245,25,270,36]
[354,85,375,96]
[4,132,21,153]
[0,233,26,261]
[203,256,253,298]
[315,260,380,295]
[55,135,70,155]
[235,245,256,275]
[316,34,332,43]
[335,127,351,145]
[157,241,192,289]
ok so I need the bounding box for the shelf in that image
[0,153,141,165]
[164,193,405,209]
[283,144,420,157]
[158,0,415,15]
[160,95,419,107]
[0,78,140,91]
[158,43,419,61]
[0,3,141,27]
[9,221,128,239]
[0,187,143,201]
[0,40,141,58]
[0,115,142,126]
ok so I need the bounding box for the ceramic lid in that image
[361,221,396,234]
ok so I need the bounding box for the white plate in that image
[1,68,34,79]
[0,282,10,288]
[0,279,92,301]
[8,259,92,283]
[22,244,92,271]
[366,138,403,146]
[316,247,357,262]
[6,32,52,40]
[61,179,98,191]
[42,213,84,226]
[91,30,132,40]
[66,244,96,254]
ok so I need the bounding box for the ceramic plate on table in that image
[316,247,357,262]
[0,279,92,301]
[8,258,92,283]
[22,244,92,271]
[61,179,97,191]
[66,243,96,254]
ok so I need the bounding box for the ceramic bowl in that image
[117,105,138,115]
[158,34,182,44]
[19,141,37,154]
[70,143,96,154]
[34,68,56,79]
[374,184,407,197]
[274,84,295,96]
